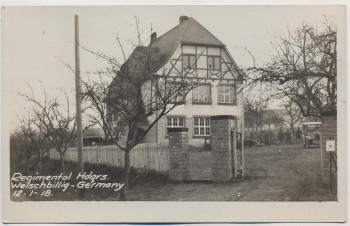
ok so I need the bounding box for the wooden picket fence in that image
[49,143,170,172]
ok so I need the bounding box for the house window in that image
[193,117,210,136]
[167,117,185,128]
[208,56,220,70]
[218,85,236,104]
[192,84,211,103]
[183,55,196,69]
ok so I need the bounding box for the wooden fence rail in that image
[49,143,170,172]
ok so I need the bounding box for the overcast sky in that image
[2,5,344,131]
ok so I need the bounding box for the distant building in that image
[82,128,104,146]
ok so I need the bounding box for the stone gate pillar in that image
[320,110,337,186]
[211,115,235,181]
[168,128,190,181]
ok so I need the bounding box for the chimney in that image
[150,32,157,44]
[179,16,189,24]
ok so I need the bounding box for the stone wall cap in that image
[211,115,235,120]
[168,128,189,133]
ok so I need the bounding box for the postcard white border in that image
[1,1,347,224]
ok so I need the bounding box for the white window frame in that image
[218,85,236,104]
[192,84,211,103]
[193,117,210,136]
[167,117,185,129]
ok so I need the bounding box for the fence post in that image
[232,126,237,178]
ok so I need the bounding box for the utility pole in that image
[75,15,84,182]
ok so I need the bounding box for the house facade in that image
[110,16,244,146]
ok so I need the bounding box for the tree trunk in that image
[60,154,65,174]
[14,152,21,172]
[38,155,42,175]
[24,156,30,175]
[120,149,131,201]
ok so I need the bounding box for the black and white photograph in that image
[2,3,347,223]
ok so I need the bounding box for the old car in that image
[302,122,321,149]
[244,139,264,148]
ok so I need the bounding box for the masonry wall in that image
[167,116,238,182]
[211,115,234,181]
[168,128,190,181]
[320,111,337,189]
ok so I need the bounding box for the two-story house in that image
[109,16,244,146]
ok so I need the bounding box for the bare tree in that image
[244,95,270,132]
[20,84,77,173]
[10,128,36,174]
[77,14,223,201]
[18,116,50,174]
[103,46,200,200]
[81,72,113,142]
[10,132,22,172]
[247,19,336,117]
[264,109,284,132]
[81,19,204,199]
[281,100,302,136]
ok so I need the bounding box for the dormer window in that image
[183,54,196,69]
[208,56,220,70]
